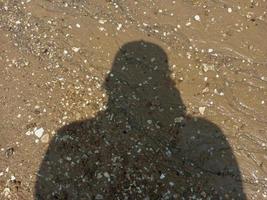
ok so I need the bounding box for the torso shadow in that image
[35,41,245,200]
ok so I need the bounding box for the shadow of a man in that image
[35,41,245,199]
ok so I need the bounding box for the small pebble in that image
[199,107,206,115]
[34,127,44,138]
[160,173,166,179]
[95,194,104,200]
[194,15,201,21]
[41,134,50,143]
[72,47,80,52]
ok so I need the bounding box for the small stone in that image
[199,107,206,115]
[34,127,44,138]
[165,149,172,157]
[10,175,16,181]
[117,23,122,30]
[208,48,214,53]
[201,191,207,197]
[98,19,106,24]
[160,173,165,179]
[103,172,110,179]
[174,117,184,123]
[96,173,102,179]
[41,134,49,143]
[72,47,80,52]
[66,156,72,161]
[5,147,14,158]
[227,7,232,13]
[76,23,81,28]
[3,188,11,197]
[202,87,209,93]
[202,63,215,72]
[169,182,175,187]
[150,57,156,62]
[147,120,152,124]
[95,194,104,200]
[99,27,105,31]
[185,21,191,26]
[194,15,201,21]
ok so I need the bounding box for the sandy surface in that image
[0,0,267,199]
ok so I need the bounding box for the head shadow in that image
[103,41,186,133]
[35,41,246,199]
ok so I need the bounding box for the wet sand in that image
[0,0,266,199]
